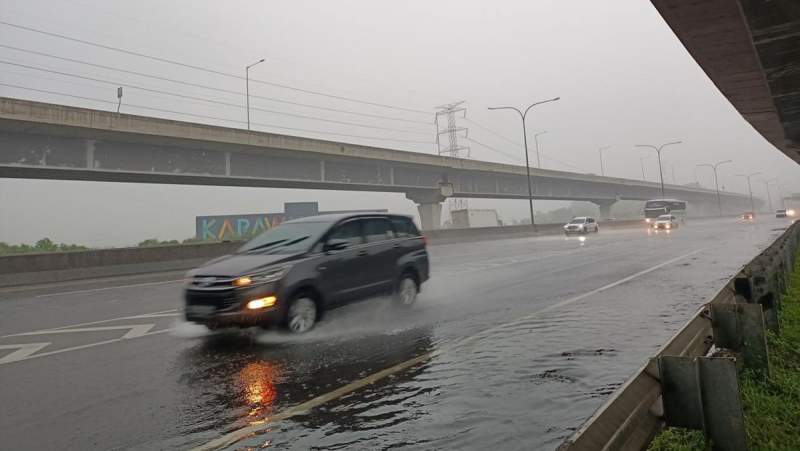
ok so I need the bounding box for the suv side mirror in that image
[324,239,349,252]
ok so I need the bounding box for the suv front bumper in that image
[184,282,286,328]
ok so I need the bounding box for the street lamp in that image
[735,172,762,214]
[696,159,732,216]
[245,58,266,130]
[489,96,561,229]
[757,178,775,213]
[533,131,547,169]
[775,182,787,209]
[639,155,650,181]
[636,141,682,198]
[598,146,610,177]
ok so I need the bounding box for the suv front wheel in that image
[286,295,318,333]
[394,273,418,307]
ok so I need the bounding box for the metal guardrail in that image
[558,221,800,451]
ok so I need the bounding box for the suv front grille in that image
[188,275,236,289]
[185,289,239,311]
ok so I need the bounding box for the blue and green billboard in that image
[195,213,284,241]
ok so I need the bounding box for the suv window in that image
[586,218,595,223]
[362,218,394,243]
[327,220,363,247]
[390,217,420,238]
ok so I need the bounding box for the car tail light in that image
[421,235,428,246]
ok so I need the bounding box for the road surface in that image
[0,217,792,450]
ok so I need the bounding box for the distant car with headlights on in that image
[184,213,429,333]
[776,209,787,218]
[652,214,679,230]
[741,212,755,221]
[563,216,599,235]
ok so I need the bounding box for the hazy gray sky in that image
[1,0,798,246]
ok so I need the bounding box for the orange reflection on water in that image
[238,361,281,418]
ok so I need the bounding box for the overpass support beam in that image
[591,199,616,219]
[406,189,447,231]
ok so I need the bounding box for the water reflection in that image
[238,361,281,419]
[176,325,434,448]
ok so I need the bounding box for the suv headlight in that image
[234,266,291,287]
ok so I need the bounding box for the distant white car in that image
[652,214,679,230]
[564,217,599,235]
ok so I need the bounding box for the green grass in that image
[648,251,800,451]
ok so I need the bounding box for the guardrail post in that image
[710,303,769,375]
[658,356,747,451]
[733,267,779,333]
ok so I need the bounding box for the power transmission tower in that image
[435,101,470,216]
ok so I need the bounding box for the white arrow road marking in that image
[0,328,173,366]
[9,324,156,339]
[1,309,180,337]
[0,343,51,365]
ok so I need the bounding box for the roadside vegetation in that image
[0,236,219,255]
[137,237,220,247]
[649,250,800,451]
[0,238,88,255]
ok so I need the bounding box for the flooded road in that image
[0,218,791,450]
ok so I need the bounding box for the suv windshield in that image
[238,221,330,254]
[569,218,586,224]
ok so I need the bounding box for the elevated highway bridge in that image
[0,97,752,229]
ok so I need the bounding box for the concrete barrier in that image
[0,241,242,287]
[425,219,642,244]
[0,219,645,288]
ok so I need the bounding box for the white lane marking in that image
[0,328,174,366]
[192,247,705,451]
[0,342,51,365]
[2,309,180,336]
[9,324,156,340]
[35,279,184,298]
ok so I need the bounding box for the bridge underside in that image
[653,0,800,163]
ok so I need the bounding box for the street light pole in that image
[759,179,774,212]
[533,131,547,169]
[245,58,265,130]
[598,146,610,177]
[640,155,649,181]
[489,97,561,229]
[775,182,787,209]
[697,159,732,216]
[636,141,683,199]
[736,172,762,214]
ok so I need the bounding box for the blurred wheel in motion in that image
[287,296,317,333]
[394,273,418,307]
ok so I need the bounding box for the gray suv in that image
[184,213,429,333]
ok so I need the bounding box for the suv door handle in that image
[357,250,368,257]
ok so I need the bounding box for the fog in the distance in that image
[1,0,797,246]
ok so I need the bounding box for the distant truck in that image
[450,209,501,228]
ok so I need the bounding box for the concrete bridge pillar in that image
[591,199,617,219]
[405,188,449,231]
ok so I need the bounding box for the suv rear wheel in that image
[286,296,317,333]
[394,273,418,307]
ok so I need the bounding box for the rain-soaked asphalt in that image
[0,217,793,451]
